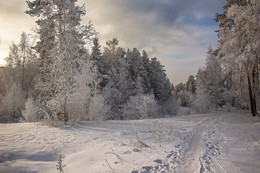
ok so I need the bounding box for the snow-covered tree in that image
[2,83,25,121]
[126,48,147,96]
[27,0,96,122]
[140,50,152,94]
[23,98,37,122]
[216,0,260,115]
[191,47,225,113]
[148,58,173,104]
[192,69,212,113]
[175,75,196,107]
[204,47,225,109]
[5,43,20,68]
[122,94,159,120]
[4,32,39,96]
[91,37,102,61]
[88,94,110,121]
[186,75,196,94]
[101,38,129,119]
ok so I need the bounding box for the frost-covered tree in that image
[26,0,96,122]
[91,37,102,61]
[148,58,175,115]
[175,76,196,108]
[26,0,57,105]
[126,48,147,96]
[216,0,260,115]
[23,98,37,122]
[191,47,225,113]
[205,47,225,109]
[4,32,39,97]
[148,58,172,103]
[88,94,110,121]
[90,37,106,91]
[140,50,152,93]
[101,38,129,119]
[2,83,25,121]
[192,69,212,113]
[186,75,196,94]
[122,94,158,120]
[5,43,20,68]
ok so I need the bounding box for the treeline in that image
[174,0,260,115]
[0,0,175,124]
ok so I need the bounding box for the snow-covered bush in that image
[122,94,159,120]
[103,81,124,120]
[66,92,87,125]
[44,91,88,126]
[87,94,110,121]
[161,96,178,116]
[176,91,194,107]
[23,98,37,122]
[192,90,212,114]
[1,83,25,121]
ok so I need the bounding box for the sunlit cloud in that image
[0,1,35,65]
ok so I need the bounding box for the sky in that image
[0,0,226,84]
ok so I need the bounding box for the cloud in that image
[0,1,25,18]
[0,0,35,65]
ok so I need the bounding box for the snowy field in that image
[0,112,260,173]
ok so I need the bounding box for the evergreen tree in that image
[126,48,147,96]
[141,50,152,93]
[148,57,172,103]
[186,75,196,94]
[102,38,128,119]
[216,0,259,115]
[204,47,224,109]
[26,0,94,122]
[193,69,212,113]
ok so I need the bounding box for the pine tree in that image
[216,0,260,115]
[186,75,196,94]
[148,57,172,103]
[193,69,212,113]
[5,43,20,68]
[126,48,147,96]
[205,47,224,109]
[102,38,128,119]
[26,0,59,106]
[26,0,95,122]
[141,50,152,93]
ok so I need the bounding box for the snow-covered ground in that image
[0,112,260,173]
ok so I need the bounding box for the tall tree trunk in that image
[214,80,218,110]
[22,52,25,90]
[252,67,257,114]
[244,62,256,116]
[64,97,68,123]
[13,92,16,120]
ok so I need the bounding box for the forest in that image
[0,0,259,125]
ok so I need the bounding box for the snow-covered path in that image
[174,116,213,172]
[0,112,259,173]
